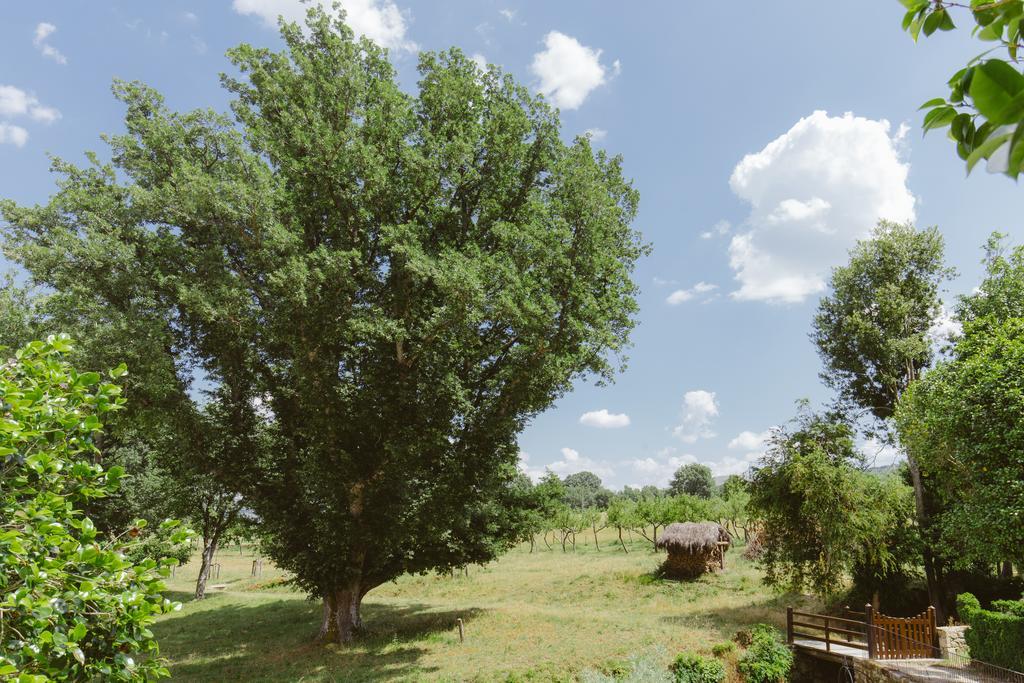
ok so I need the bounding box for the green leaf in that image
[923,106,957,132]
[969,60,1024,125]
[919,97,948,110]
[966,131,1012,173]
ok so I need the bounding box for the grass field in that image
[155,531,815,682]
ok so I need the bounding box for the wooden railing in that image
[787,604,938,660]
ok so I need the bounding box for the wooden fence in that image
[787,604,938,660]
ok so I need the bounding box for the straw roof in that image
[656,522,730,553]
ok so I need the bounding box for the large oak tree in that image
[1,9,646,643]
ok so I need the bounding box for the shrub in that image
[711,641,737,658]
[579,651,673,683]
[0,337,188,681]
[670,652,725,683]
[737,624,793,683]
[957,592,1024,672]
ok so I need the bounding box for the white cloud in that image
[470,53,488,73]
[928,304,961,347]
[579,409,630,429]
[183,11,199,23]
[728,429,771,452]
[672,390,719,443]
[33,23,67,65]
[531,31,611,110]
[727,111,915,304]
[666,281,718,305]
[232,0,415,51]
[861,437,903,468]
[583,127,607,142]
[499,8,516,21]
[700,219,731,240]
[545,446,614,479]
[0,85,60,123]
[0,123,29,147]
[629,452,697,486]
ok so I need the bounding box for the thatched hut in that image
[655,522,730,579]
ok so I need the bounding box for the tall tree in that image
[900,0,1024,178]
[563,471,604,509]
[811,220,954,619]
[668,462,714,499]
[2,9,646,644]
[896,235,1024,570]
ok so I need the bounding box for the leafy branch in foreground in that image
[901,0,1024,177]
[0,336,189,682]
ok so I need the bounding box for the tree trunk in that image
[318,581,369,644]
[592,524,601,550]
[907,454,948,624]
[542,532,552,550]
[194,536,219,600]
[529,535,535,553]
[1000,561,1013,578]
[618,527,628,553]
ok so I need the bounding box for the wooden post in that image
[456,618,464,643]
[786,607,794,644]
[824,618,831,652]
[927,605,937,653]
[865,603,875,659]
[251,559,258,577]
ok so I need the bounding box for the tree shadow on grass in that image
[154,596,486,682]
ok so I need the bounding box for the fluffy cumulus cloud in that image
[666,281,718,305]
[583,127,607,142]
[33,23,67,65]
[672,390,719,443]
[0,85,60,147]
[232,0,415,51]
[531,31,612,110]
[705,428,773,477]
[579,409,630,429]
[727,111,916,304]
[545,447,614,479]
[629,449,698,486]
[0,123,29,148]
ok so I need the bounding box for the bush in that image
[711,641,737,658]
[0,337,188,681]
[957,593,1024,672]
[579,651,673,683]
[670,652,725,683]
[737,624,793,683]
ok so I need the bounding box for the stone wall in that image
[936,624,968,659]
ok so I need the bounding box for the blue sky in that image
[2,1,1021,489]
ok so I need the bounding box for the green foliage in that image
[580,651,673,683]
[957,593,1024,671]
[710,641,736,658]
[0,336,188,681]
[668,464,714,499]
[1,7,647,643]
[812,220,953,423]
[736,625,792,683]
[564,471,609,509]
[748,406,915,596]
[896,238,1024,567]
[669,652,725,683]
[901,0,1024,177]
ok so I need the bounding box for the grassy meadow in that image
[154,531,817,682]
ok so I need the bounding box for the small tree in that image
[0,336,188,681]
[748,406,913,597]
[668,463,715,499]
[606,496,637,552]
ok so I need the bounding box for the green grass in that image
[155,533,815,682]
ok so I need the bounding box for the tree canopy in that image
[668,463,714,499]
[1,9,646,644]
